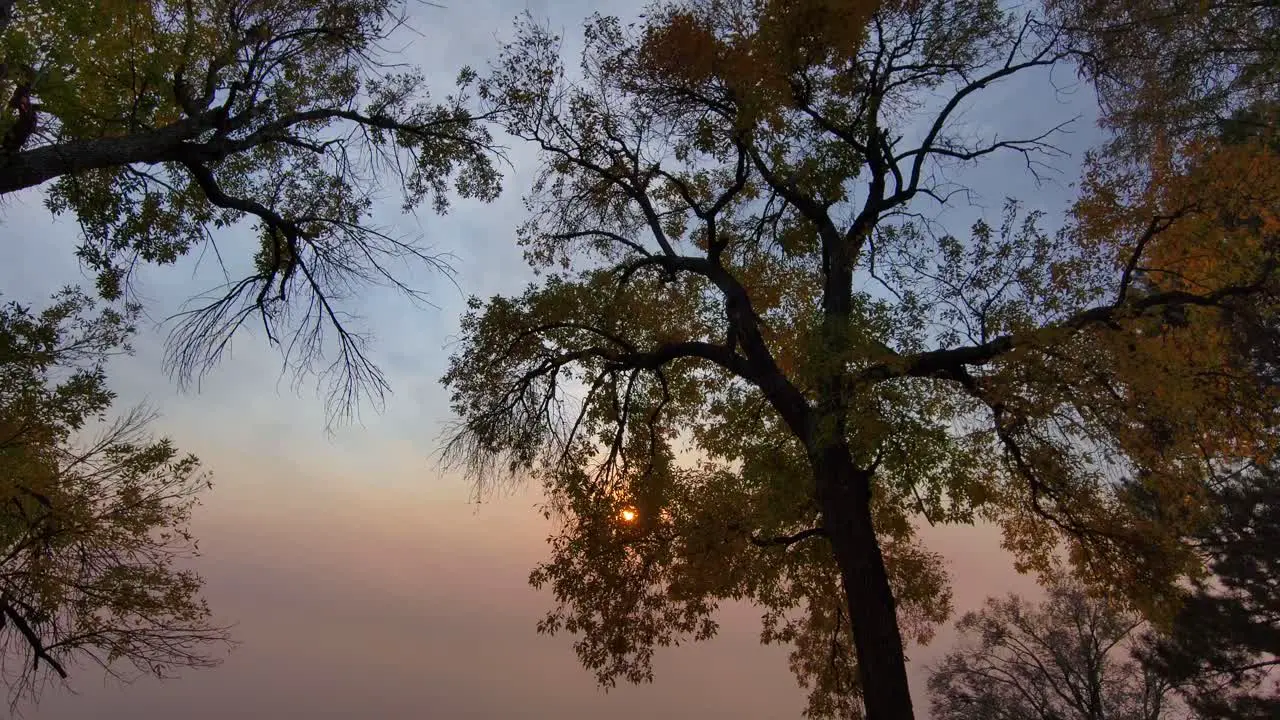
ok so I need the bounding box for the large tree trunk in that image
[815,443,915,720]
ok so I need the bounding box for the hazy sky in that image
[1,1,1106,717]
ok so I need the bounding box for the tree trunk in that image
[815,443,915,720]
[0,0,15,33]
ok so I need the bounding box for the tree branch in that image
[883,44,1070,210]
[749,526,827,548]
[0,114,214,194]
[862,266,1278,385]
[1,597,69,680]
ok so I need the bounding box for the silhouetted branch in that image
[750,527,827,548]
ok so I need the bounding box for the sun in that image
[619,507,638,523]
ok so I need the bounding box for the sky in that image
[0,1,1107,717]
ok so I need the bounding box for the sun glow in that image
[619,508,638,523]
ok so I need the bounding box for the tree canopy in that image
[1047,0,1280,153]
[0,0,502,422]
[443,1,1280,718]
[0,288,229,707]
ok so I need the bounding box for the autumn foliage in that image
[638,0,880,113]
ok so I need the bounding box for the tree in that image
[1070,94,1280,720]
[1121,100,1280,720]
[1130,461,1280,720]
[444,1,1280,718]
[928,467,1280,720]
[0,0,503,421]
[927,581,1189,720]
[0,287,230,707]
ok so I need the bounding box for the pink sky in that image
[31,435,1042,719]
